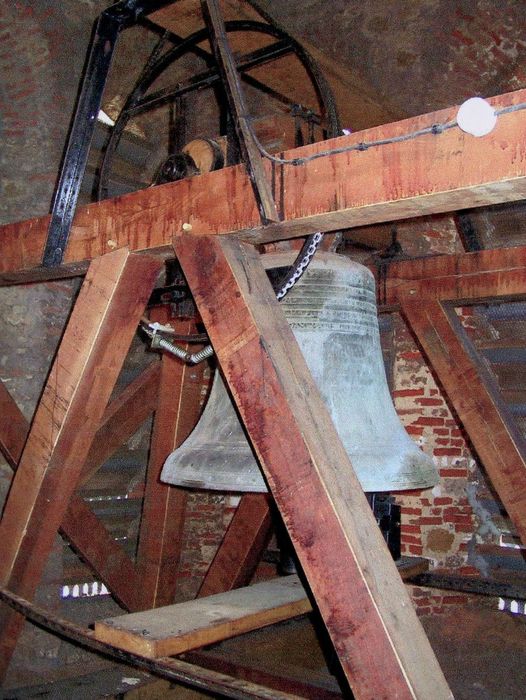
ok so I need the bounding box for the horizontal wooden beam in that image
[2,90,526,283]
[95,559,427,660]
[383,244,526,304]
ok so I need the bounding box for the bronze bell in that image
[161,252,438,493]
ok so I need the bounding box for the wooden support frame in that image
[2,89,526,695]
[381,245,526,546]
[0,366,160,611]
[136,312,209,609]
[0,248,162,676]
[175,234,452,699]
[1,89,526,282]
[198,495,272,598]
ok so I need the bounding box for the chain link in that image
[275,232,323,300]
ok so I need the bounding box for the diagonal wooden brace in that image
[0,379,143,612]
[401,299,526,546]
[0,248,162,679]
[174,234,452,700]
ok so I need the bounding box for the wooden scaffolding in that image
[1,87,526,699]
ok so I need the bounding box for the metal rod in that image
[407,573,526,601]
[127,40,294,117]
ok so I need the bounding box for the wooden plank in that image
[0,248,161,678]
[95,556,428,662]
[174,234,452,700]
[2,89,526,281]
[94,575,312,658]
[401,299,526,546]
[198,494,272,598]
[0,379,141,612]
[384,245,526,304]
[136,313,208,609]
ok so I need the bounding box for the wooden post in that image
[198,494,272,597]
[175,234,452,700]
[0,248,161,678]
[136,313,209,609]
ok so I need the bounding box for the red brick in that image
[402,507,423,516]
[443,513,472,524]
[433,497,453,505]
[415,417,445,427]
[444,507,472,516]
[394,388,425,397]
[418,516,444,525]
[401,535,422,545]
[401,524,421,533]
[408,544,423,555]
[415,398,444,406]
[434,447,463,456]
[399,351,422,361]
[433,428,449,436]
[442,595,470,604]
[439,468,468,477]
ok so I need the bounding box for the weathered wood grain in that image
[0,248,161,678]
[94,575,312,658]
[1,90,526,282]
[136,313,208,609]
[383,244,526,304]
[175,234,452,700]
[199,494,272,598]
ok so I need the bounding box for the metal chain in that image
[275,232,323,300]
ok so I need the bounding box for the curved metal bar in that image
[0,586,299,700]
[97,19,340,199]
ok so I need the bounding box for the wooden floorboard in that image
[94,575,312,658]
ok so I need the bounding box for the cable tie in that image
[357,142,369,151]
[431,124,443,134]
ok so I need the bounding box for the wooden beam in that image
[174,234,452,700]
[94,576,312,658]
[0,248,161,678]
[383,244,526,304]
[198,494,272,597]
[79,360,160,487]
[2,90,526,282]
[401,299,526,546]
[0,380,142,611]
[201,0,279,223]
[136,314,208,609]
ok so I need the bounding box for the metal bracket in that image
[42,0,175,267]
